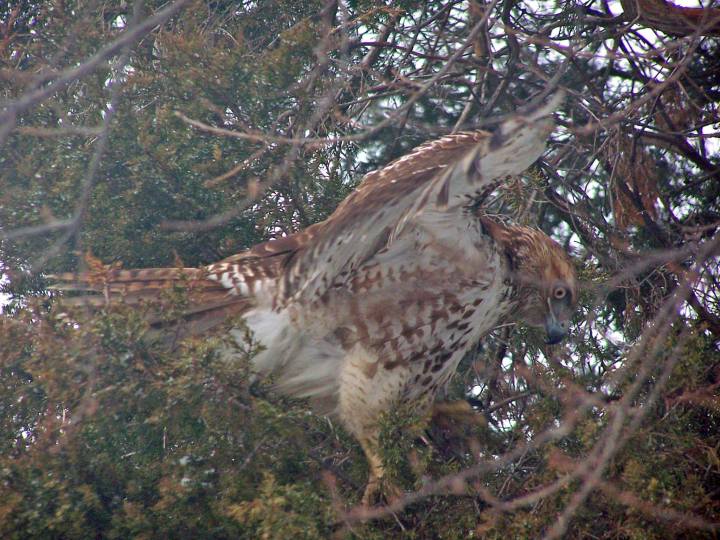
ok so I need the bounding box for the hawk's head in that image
[482,218,578,344]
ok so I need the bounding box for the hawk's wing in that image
[282,94,562,303]
[51,94,560,333]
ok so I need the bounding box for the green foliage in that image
[0,298,334,538]
[377,404,432,492]
[227,473,333,540]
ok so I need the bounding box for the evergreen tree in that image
[2,1,718,537]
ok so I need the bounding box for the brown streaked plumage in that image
[52,94,577,504]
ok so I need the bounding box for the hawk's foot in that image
[429,400,487,461]
[431,400,483,427]
[361,475,403,507]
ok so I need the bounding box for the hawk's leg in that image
[358,434,402,506]
[338,347,408,506]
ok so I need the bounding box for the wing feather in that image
[50,94,561,336]
[283,93,562,303]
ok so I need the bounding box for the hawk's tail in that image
[50,266,250,339]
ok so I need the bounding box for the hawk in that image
[54,94,578,504]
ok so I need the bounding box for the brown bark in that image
[621,0,720,36]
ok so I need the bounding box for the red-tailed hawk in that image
[53,94,578,504]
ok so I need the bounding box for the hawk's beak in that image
[545,319,567,345]
[544,302,568,344]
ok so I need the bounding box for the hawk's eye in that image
[553,286,568,300]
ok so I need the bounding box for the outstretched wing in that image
[281,93,562,303]
[52,94,560,332]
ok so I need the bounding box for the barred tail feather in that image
[50,267,251,339]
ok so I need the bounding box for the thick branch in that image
[620,0,720,36]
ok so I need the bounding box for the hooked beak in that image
[545,299,568,345]
[545,318,567,345]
